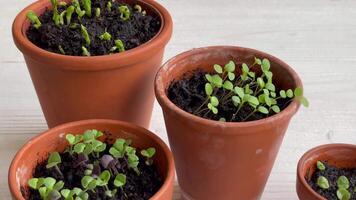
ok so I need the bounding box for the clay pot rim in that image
[297,143,356,200]
[12,0,173,71]
[155,46,302,131]
[8,119,175,200]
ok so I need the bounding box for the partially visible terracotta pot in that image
[296,143,356,200]
[12,0,173,128]
[8,119,175,200]
[155,46,303,200]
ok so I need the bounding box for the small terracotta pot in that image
[8,119,175,200]
[12,0,173,128]
[296,143,356,200]
[155,46,303,200]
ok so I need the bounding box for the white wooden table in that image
[1,0,356,199]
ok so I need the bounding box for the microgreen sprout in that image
[195,58,309,122]
[337,188,351,200]
[65,133,83,155]
[26,11,41,29]
[114,173,127,197]
[119,6,131,21]
[46,152,63,177]
[336,176,351,200]
[81,176,98,192]
[134,5,142,13]
[60,187,88,200]
[80,25,91,46]
[110,39,126,52]
[109,138,129,159]
[317,176,330,189]
[97,170,117,197]
[65,6,75,25]
[82,46,90,56]
[99,32,112,41]
[72,0,85,19]
[141,147,156,165]
[337,176,350,189]
[107,1,112,12]
[316,161,326,171]
[126,146,140,174]
[29,177,64,200]
[50,0,61,26]
[82,0,92,17]
[95,8,100,17]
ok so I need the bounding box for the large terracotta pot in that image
[8,119,175,200]
[155,46,303,200]
[12,0,173,128]
[296,144,356,200]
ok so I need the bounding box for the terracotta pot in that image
[8,119,175,200]
[296,143,356,200]
[155,46,303,200]
[12,0,173,128]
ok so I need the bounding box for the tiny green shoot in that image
[99,32,112,41]
[26,11,41,29]
[317,176,330,189]
[337,176,350,189]
[82,0,92,17]
[316,161,326,171]
[141,147,156,165]
[95,8,100,17]
[337,188,351,200]
[107,1,112,12]
[110,39,125,53]
[80,25,90,46]
[119,6,130,20]
[46,152,63,177]
[82,46,90,56]
[65,6,75,25]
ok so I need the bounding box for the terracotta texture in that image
[12,0,173,128]
[155,46,303,200]
[296,144,356,200]
[8,119,175,200]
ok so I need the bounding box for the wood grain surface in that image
[1,0,356,199]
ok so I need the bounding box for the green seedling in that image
[99,32,112,41]
[80,25,91,46]
[60,187,88,200]
[82,46,90,56]
[107,1,112,12]
[58,45,65,55]
[141,147,156,165]
[316,161,326,171]
[317,176,330,189]
[114,173,127,197]
[50,0,60,26]
[97,170,117,197]
[65,6,75,25]
[337,176,350,189]
[126,146,140,174]
[110,39,125,53]
[65,133,83,155]
[26,11,42,29]
[337,188,351,200]
[109,138,129,159]
[195,58,309,122]
[134,5,142,12]
[119,6,130,20]
[81,176,98,192]
[72,0,86,19]
[95,8,100,17]
[82,0,92,17]
[29,177,64,200]
[46,152,63,177]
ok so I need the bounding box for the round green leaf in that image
[258,106,269,114]
[60,189,71,198]
[337,188,351,200]
[207,103,213,110]
[270,91,276,98]
[262,58,270,71]
[66,134,75,145]
[234,87,244,99]
[286,89,294,98]
[205,83,213,96]
[316,161,325,171]
[265,83,275,91]
[211,107,218,114]
[257,77,265,88]
[254,57,262,65]
[44,177,56,189]
[28,178,39,189]
[294,87,303,97]
[271,105,280,113]
[247,96,259,106]
[224,61,236,72]
[265,71,273,80]
[242,63,249,73]
[317,176,330,189]
[337,176,350,189]
[300,97,309,107]
[74,143,86,154]
[210,96,219,107]
[211,75,223,87]
[228,72,235,81]
[232,96,241,107]
[205,74,212,82]
[223,81,234,91]
[114,173,126,187]
[280,90,287,98]
[214,64,223,74]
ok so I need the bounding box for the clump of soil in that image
[307,161,356,200]
[24,140,162,200]
[167,70,290,122]
[26,0,161,56]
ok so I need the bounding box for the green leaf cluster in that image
[195,58,309,122]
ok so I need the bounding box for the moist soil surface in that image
[27,0,161,56]
[24,143,162,200]
[168,71,290,122]
[308,161,356,200]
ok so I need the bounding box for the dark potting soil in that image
[167,71,290,122]
[307,161,356,200]
[26,0,161,56]
[24,144,162,200]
